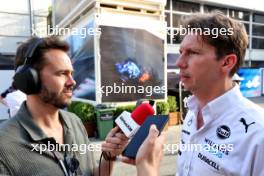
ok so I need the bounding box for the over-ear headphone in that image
[13,37,43,95]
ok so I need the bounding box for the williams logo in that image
[216,125,231,139]
[240,118,255,133]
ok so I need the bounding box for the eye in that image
[188,50,199,55]
[56,71,68,77]
[61,72,66,75]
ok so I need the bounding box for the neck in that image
[194,78,234,110]
[26,96,61,128]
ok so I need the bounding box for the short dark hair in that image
[15,36,70,71]
[181,11,248,76]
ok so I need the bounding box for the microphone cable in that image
[99,151,113,176]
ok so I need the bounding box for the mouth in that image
[179,73,191,81]
[63,87,74,96]
[63,92,73,97]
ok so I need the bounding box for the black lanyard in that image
[52,150,70,176]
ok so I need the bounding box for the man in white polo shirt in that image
[4,89,26,117]
[176,12,264,176]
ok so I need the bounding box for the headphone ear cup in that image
[13,65,40,95]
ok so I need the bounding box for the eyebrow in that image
[55,69,74,74]
[179,47,202,53]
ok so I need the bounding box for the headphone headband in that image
[23,37,43,66]
[13,37,43,95]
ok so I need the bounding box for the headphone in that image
[13,37,43,95]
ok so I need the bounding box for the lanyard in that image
[52,150,69,176]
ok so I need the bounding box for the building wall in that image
[0,0,50,117]
[0,0,50,61]
[165,0,264,67]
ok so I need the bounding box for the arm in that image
[0,86,14,107]
[0,96,7,106]
[247,136,264,176]
[94,127,128,176]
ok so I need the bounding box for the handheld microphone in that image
[101,102,155,162]
[115,103,155,138]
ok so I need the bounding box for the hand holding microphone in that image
[101,103,155,160]
[122,124,166,176]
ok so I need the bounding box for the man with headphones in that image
[0,36,129,176]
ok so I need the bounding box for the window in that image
[253,13,264,23]
[172,29,182,44]
[204,5,227,14]
[167,29,171,44]
[0,13,30,36]
[243,23,249,34]
[172,14,183,27]
[229,9,249,21]
[33,16,48,37]
[252,24,264,36]
[172,1,199,13]
[252,38,264,49]
[165,12,171,27]
[167,53,180,69]
[0,54,15,70]
[165,0,170,10]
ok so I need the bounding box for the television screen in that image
[100,26,165,102]
[237,68,261,97]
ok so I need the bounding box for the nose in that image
[176,54,187,69]
[66,74,76,87]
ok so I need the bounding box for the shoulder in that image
[229,98,264,147]
[236,97,264,128]
[0,117,20,135]
[0,118,22,154]
[59,109,87,133]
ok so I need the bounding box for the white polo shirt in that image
[5,90,26,117]
[177,85,264,176]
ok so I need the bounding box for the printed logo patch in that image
[216,125,231,139]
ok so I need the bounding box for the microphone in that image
[115,103,155,138]
[101,102,155,162]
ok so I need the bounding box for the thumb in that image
[147,124,159,143]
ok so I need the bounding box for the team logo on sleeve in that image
[216,125,231,139]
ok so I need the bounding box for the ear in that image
[221,54,237,75]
